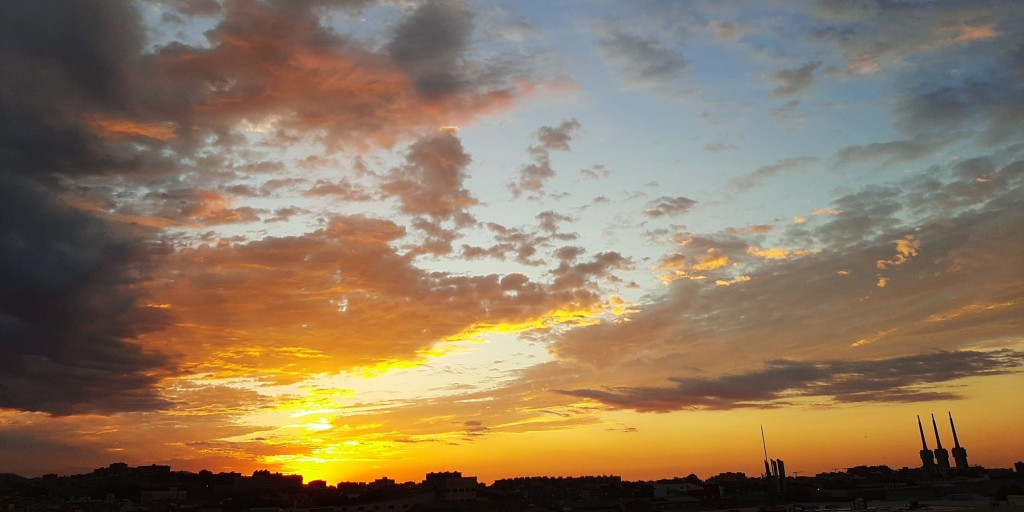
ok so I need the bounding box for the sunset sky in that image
[1,0,1023,484]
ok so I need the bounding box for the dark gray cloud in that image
[597,32,689,89]
[0,1,168,179]
[894,69,1024,145]
[386,0,473,98]
[771,61,821,97]
[0,1,178,416]
[559,350,1023,412]
[0,175,173,416]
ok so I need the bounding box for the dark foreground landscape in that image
[2,461,1023,512]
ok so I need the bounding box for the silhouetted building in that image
[368,476,396,491]
[134,464,171,476]
[931,413,950,470]
[235,469,303,490]
[917,416,936,475]
[93,462,129,477]
[422,471,478,502]
[949,411,970,469]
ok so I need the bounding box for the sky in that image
[1,0,1023,485]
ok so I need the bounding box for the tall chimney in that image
[949,412,969,469]
[932,414,950,469]
[918,416,936,474]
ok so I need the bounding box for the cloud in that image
[770,61,821,97]
[304,179,373,200]
[704,142,738,153]
[1,0,1021,476]
[580,164,612,180]
[643,196,698,218]
[894,68,1024,145]
[597,32,690,89]
[804,2,1024,155]
[536,211,574,233]
[0,0,168,179]
[552,153,1024,383]
[510,119,582,198]
[147,214,624,380]
[559,350,1024,412]
[0,175,173,416]
[462,219,578,266]
[875,234,921,270]
[137,189,264,226]
[809,1,1016,76]
[950,24,998,44]
[381,130,477,223]
[727,157,817,193]
[550,252,632,290]
[158,0,225,17]
[385,0,473,99]
[0,0,558,417]
[108,0,539,166]
[533,119,582,152]
[834,140,939,169]
[708,21,751,41]
[771,99,802,121]
[723,224,773,236]
[0,381,279,475]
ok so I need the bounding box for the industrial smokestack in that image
[918,416,936,474]
[931,413,950,470]
[948,412,969,469]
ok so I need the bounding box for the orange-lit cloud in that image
[876,234,921,269]
[89,117,177,141]
[950,24,998,44]
[146,0,537,155]
[140,214,628,382]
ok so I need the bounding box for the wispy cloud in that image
[560,350,1024,411]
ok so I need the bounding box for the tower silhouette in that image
[931,413,950,470]
[948,411,969,469]
[917,416,936,474]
